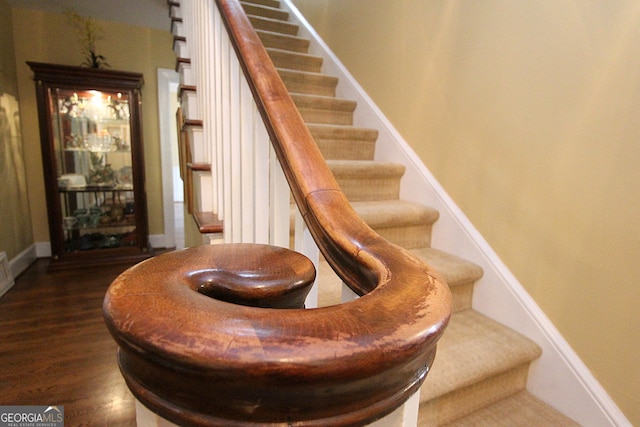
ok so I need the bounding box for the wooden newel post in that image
[103,244,316,425]
[104,242,449,427]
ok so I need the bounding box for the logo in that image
[0,406,64,427]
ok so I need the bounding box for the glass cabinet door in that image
[52,89,137,252]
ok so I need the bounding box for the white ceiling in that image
[7,0,170,31]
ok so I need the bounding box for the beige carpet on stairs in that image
[442,391,579,427]
[241,0,580,425]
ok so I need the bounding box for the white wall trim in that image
[1,252,16,298]
[35,241,52,258]
[149,234,168,249]
[281,1,630,425]
[157,68,181,250]
[8,244,37,280]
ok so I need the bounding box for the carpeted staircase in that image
[242,0,579,424]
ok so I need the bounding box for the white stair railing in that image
[177,0,320,305]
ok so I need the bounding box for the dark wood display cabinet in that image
[28,62,151,270]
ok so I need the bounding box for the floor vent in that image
[0,252,15,298]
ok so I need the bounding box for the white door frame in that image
[157,68,180,249]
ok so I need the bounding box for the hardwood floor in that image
[0,259,138,426]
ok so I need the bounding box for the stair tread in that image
[257,29,310,49]
[350,200,439,227]
[306,123,378,141]
[442,391,579,426]
[316,257,343,307]
[421,309,542,402]
[410,248,483,288]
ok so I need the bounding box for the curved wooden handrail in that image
[104,0,452,426]
[214,0,449,298]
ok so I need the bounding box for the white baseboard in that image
[149,234,169,249]
[9,244,38,279]
[1,244,38,298]
[0,252,15,298]
[35,241,52,258]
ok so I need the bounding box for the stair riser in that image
[315,254,474,313]
[280,74,337,97]
[308,125,379,160]
[268,50,323,73]
[258,32,309,53]
[316,259,344,308]
[181,89,200,121]
[249,16,299,36]
[296,202,436,251]
[451,283,474,313]
[299,108,354,126]
[193,171,214,213]
[333,176,401,202]
[289,206,432,262]
[408,248,483,314]
[242,0,281,9]
[315,139,376,161]
[185,126,205,163]
[418,364,530,426]
[375,224,432,249]
[242,3,288,21]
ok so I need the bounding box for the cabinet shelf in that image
[59,185,134,193]
[64,147,131,153]
[64,230,138,252]
[64,220,136,231]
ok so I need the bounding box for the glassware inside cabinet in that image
[52,88,137,252]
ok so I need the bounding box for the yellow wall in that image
[0,0,33,259]
[11,7,175,245]
[292,0,639,423]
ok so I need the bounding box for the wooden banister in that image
[104,0,452,425]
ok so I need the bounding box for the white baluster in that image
[253,120,270,244]
[213,4,224,219]
[229,51,242,242]
[295,210,320,308]
[240,78,256,243]
[269,146,290,248]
